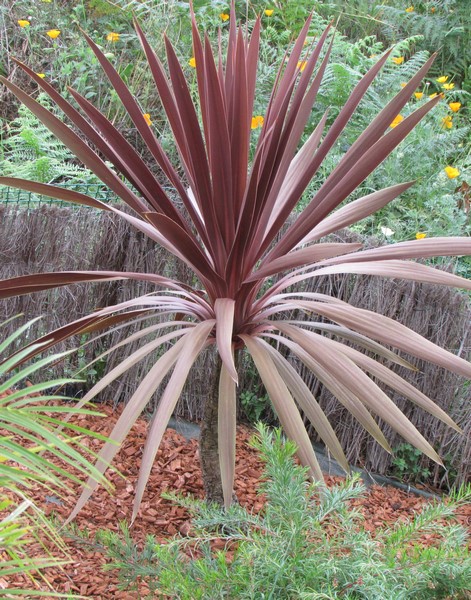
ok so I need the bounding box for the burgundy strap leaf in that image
[142,212,225,295]
[276,323,440,462]
[322,336,460,432]
[274,96,441,256]
[0,177,110,211]
[244,32,334,266]
[274,332,392,452]
[245,243,362,282]
[299,302,471,379]
[164,36,222,255]
[0,270,189,299]
[68,88,185,226]
[318,237,471,266]
[298,181,414,244]
[241,334,324,481]
[202,34,234,247]
[133,18,212,249]
[81,31,193,221]
[12,59,156,212]
[275,320,416,370]
[66,335,188,524]
[313,260,471,291]
[261,337,349,472]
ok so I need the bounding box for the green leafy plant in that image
[0,315,111,596]
[0,3,470,523]
[98,424,471,599]
[391,442,432,483]
[239,389,270,424]
[391,442,462,489]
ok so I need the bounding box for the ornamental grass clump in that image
[0,5,470,521]
[0,316,110,595]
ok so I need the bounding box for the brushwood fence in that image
[0,201,470,488]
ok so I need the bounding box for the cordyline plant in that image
[1,6,470,522]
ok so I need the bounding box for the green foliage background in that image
[2,0,469,252]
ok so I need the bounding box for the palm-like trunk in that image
[199,353,225,505]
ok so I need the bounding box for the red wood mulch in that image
[2,403,470,598]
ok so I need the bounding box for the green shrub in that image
[239,389,270,424]
[98,424,471,599]
[310,0,470,92]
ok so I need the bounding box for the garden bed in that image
[2,403,470,598]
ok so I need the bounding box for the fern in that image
[378,1,470,83]
[0,94,100,186]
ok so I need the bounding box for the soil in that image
[1,403,470,599]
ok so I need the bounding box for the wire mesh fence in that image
[0,183,119,208]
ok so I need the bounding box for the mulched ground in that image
[2,403,470,598]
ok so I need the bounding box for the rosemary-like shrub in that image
[98,424,471,600]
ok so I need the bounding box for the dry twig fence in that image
[1,204,469,487]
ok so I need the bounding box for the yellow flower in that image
[429,92,438,99]
[400,82,407,88]
[219,13,229,21]
[18,19,30,27]
[444,166,460,179]
[442,83,454,90]
[264,9,274,16]
[436,76,448,83]
[46,29,61,39]
[143,113,152,126]
[415,232,427,239]
[106,32,120,42]
[36,73,46,78]
[405,6,414,12]
[389,114,404,128]
[431,6,436,12]
[448,102,461,112]
[392,56,404,65]
[442,115,453,129]
[297,61,307,72]
[251,115,264,129]
[189,57,196,68]
[414,92,423,99]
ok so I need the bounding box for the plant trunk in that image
[199,352,225,505]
